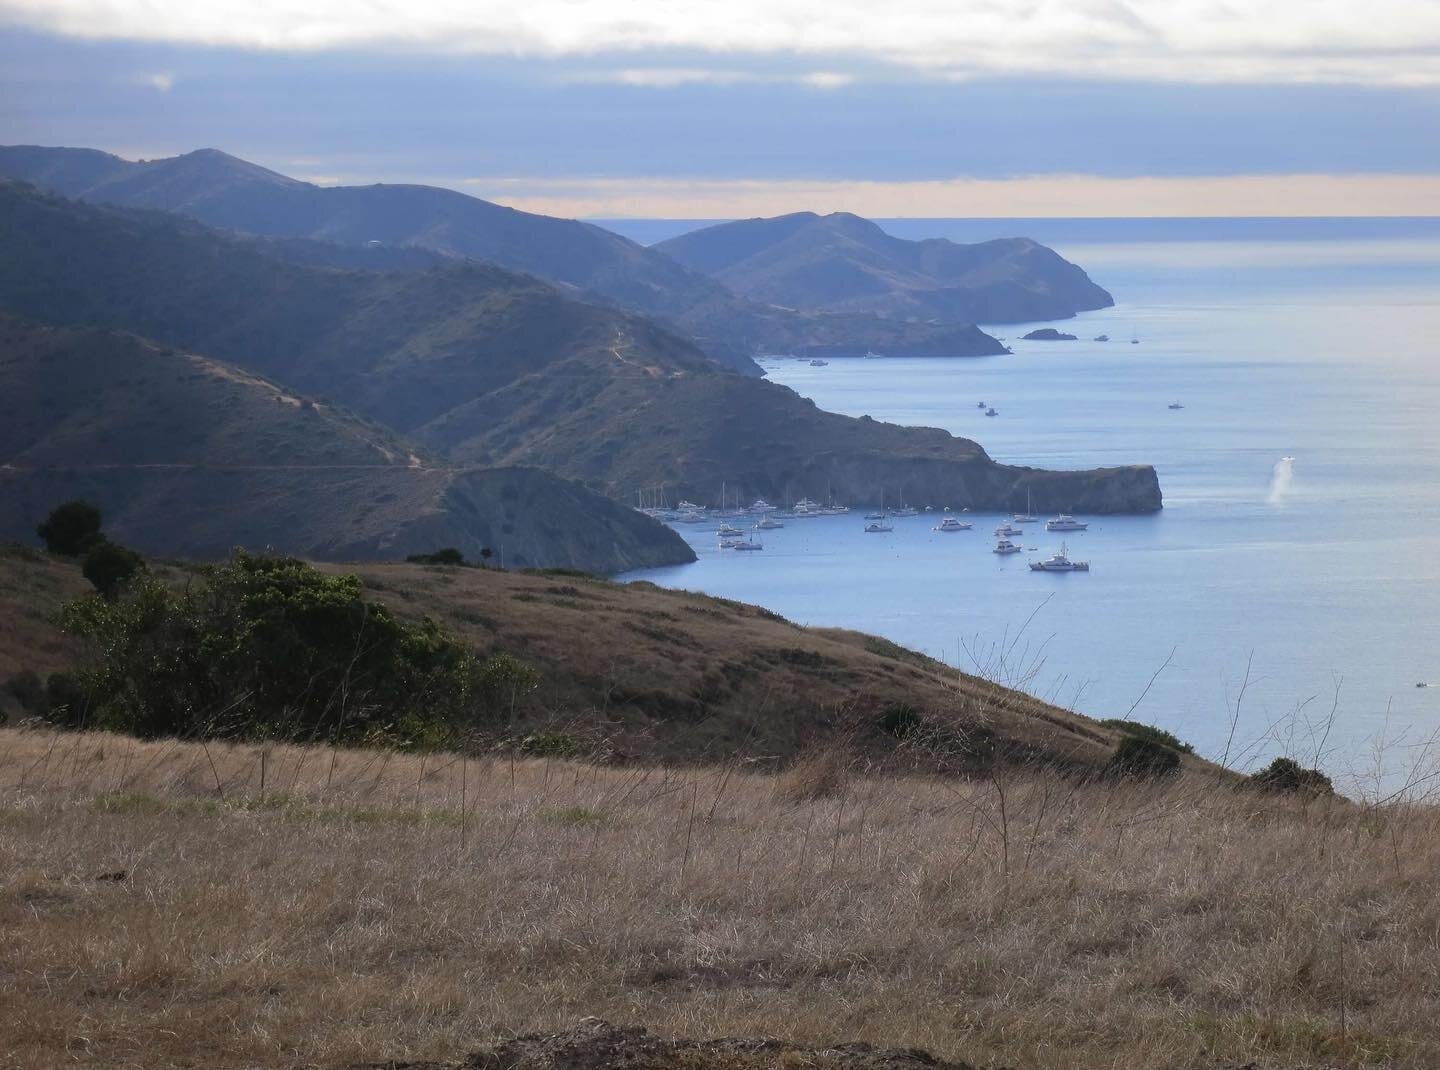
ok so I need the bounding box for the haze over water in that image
[625,221,1440,789]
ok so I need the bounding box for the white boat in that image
[1029,544,1089,571]
[1012,490,1038,524]
[864,521,893,533]
[891,505,919,517]
[1094,334,1109,342]
[716,523,746,537]
[676,499,705,513]
[747,498,777,513]
[864,511,888,520]
[1168,401,1184,410]
[933,516,972,532]
[994,538,1023,555]
[809,359,829,367]
[994,523,1025,537]
[672,510,708,524]
[791,496,824,517]
[730,538,764,551]
[1046,514,1089,532]
[754,517,784,530]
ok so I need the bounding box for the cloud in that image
[3,0,1439,86]
[591,67,852,88]
[453,172,1440,220]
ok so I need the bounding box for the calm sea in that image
[620,220,1440,790]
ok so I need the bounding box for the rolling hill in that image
[0,146,1018,364]
[0,182,1162,515]
[657,211,1114,324]
[0,319,696,572]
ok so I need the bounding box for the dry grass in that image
[4,726,1439,1070]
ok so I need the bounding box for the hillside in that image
[0,544,1177,770]
[0,183,1161,514]
[658,211,1114,324]
[0,146,1014,364]
[0,320,695,573]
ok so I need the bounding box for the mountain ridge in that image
[657,210,1115,324]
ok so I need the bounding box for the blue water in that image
[624,228,1440,789]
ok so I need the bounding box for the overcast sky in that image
[2,1,1437,216]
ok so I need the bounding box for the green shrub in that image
[877,703,924,739]
[81,539,146,599]
[1100,718,1195,754]
[36,500,102,556]
[1108,735,1182,778]
[50,549,534,744]
[1250,757,1334,796]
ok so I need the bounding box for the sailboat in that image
[1012,488,1038,524]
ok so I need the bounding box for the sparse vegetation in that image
[406,547,469,566]
[3,728,1438,1070]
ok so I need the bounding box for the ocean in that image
[619,219,1440,792]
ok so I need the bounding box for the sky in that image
[1,1,1438,217]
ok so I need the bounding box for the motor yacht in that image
[716,523,746,538]
[730,538,764,551]
[754,517,784,530]
[864,521,894,533]
[1029,544,1090,571]
[1046,514,1089,531]
[933,516,973,532]
[994,538,1023,555]
[995,523,1025,537]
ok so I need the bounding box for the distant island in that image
[1022,328,1079,341]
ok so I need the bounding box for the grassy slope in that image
[0,546,1168,770]
[2,732,1434,1070]
[0,322,695,572]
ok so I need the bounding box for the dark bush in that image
[4,669,45,712]
[81,539,146,599]
[36,500,102,556]
[1108,734,1182,778]
[42,672,91,728]
[1101,718,1195,754]
[1250,757,1334,796]
[406,547,467,566]
[877,703,924,739]
[51,549,535,745]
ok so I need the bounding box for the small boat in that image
[1029,544,1090,572]
[1130,336,1140,344]
[977,401,987,409]
[995,523,1025,537]
[716,523,746,537]
[985,407,998,417]
[809,359,829,367]
[747,498,777,512]
[1168,401,1184,410]
[672,510,708,524]
[994,538,1023,555]
[754,517,784,530]
[891,505,919,518]
[864,511,887,520]
[933,516,973,532]
[864,350,885,359]
[730,538,763,551]
[1046,514,1089,532]
[1418,682,1429,689]
[864,521,893,533]
[1094,334,1109,342]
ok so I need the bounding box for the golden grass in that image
[4,726,1439,1069]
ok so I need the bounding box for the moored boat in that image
[933,516,973,532]
[1029,544,1090,571]
[1046,514,1089,531]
